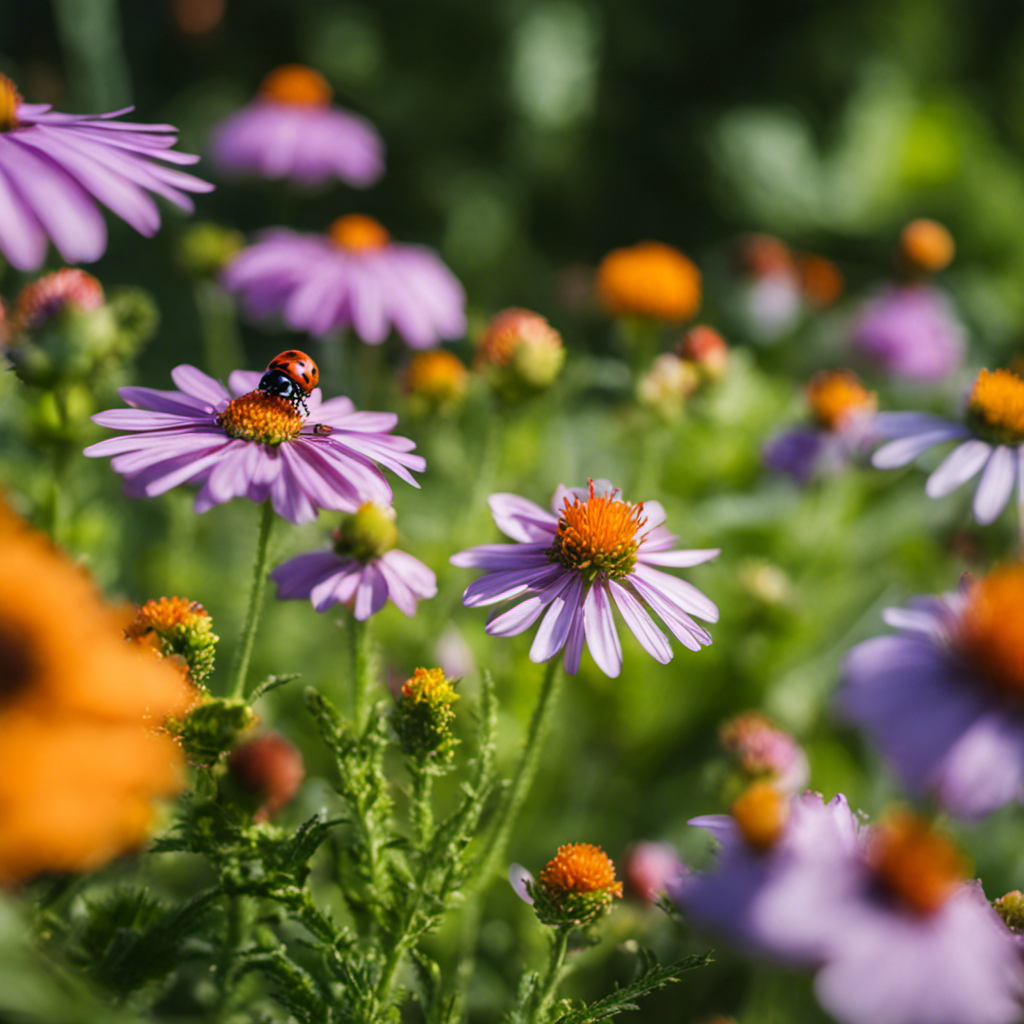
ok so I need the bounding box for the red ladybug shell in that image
[266,350,319,396]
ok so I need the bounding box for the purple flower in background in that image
[674,788,859,964]
[851,284,964,381]
[838,567,1024,818]
[762,811,1024,1024]
[271,502,436,620]
[84,364,424,524]
[762,426,830,483]
[209,65,383,187]
[222,215,466,348]
[872,368,1024,525]
[719,710,809,794]
[622,841,686,904]
[0,74,211,271]
[450,479,718,677]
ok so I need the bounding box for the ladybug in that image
[257,350,320,414]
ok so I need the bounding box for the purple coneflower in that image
[84,363,424,523]
[673,785,860,963]
[208,65,383,188]
[270,501,436,619]
[838,566,1024,818]
[222,215,466,348]
[450,479,719,677]
[0,73,211,271]
[872,369,1024,525]
[851,284,964,382]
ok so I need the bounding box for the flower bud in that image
[401,349,468,415]
[622,841,685,904]
[521,843,624,928]
[392,667,459,763]
[177,221,245,277]
[476,307,565,397]
[14,269,104,334]
[597,242,701,321]
[175,697,258,767]
[636,353,699,421]
[333,503,399,562]
[796,253,843,308]
[678,324,729,381]
[719,711,808,793]
[125,596,218,687]
[899,218,954,275]
[994,890,1024,933]
[227,732,306,823]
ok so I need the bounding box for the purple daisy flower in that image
[449,479,719,678]
[851,284,964,382]
[838,567,1024,818]
[270,501,436,620]
[756,810,1024,1024]
[84,362,424,524]
[0,74,212,272]
[673,788,860,964]
[872,368,1024,525]
[208,65,383,188]
[222,215,466,348]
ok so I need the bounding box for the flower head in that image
[14,269,104,333]
[392,667,460,762]
[596,241,701,321]
[719,711,809,794]
[622,841,686,904]
[872,369,1024,524]
[222,216,466,348]
[125,596,218,687]
[510,843,623,927]
[270,502,436,618]
[227,731,305,823]
[84,359,425,524]
[899,218,955,276]
[851,284,964,381]
[475,307,565,394]
[678,324,729,381]
[805,370,876,432]
[839,567,1024,818]
[401,349,468,415]
[0,73,211,271]
[451,479,718,677]
[795,253,844,308]
[0,498,193,885]
[636,353,699,421]
[209,64,384,187]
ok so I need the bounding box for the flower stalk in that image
[228,501,275,700]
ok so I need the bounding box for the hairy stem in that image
[228,501,275,700]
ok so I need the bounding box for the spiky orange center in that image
[0,74,21,132]
[259,64,332,106]
[867,811,967,916]
[328,214,390,252]
[596,242,701,321]
[955,566,1024,697]
[401,667,458,705]
[216,390,303,445]
[125,597,209,642]
[967,369,1024,444]
[899,219,955,274]
[548,481,646,582]
[731,782,789,852]
[539,843,623,897]
[805,370,876,431]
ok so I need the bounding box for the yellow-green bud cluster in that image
[174,698,258,767]
[392,667,459,763]
[125,596,219,686]
[333,503,399,562]
[994,890,1024,932]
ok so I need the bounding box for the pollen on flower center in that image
[216,390,303,445]
[548,481,646,581]
[0,74,21,132]
[259,64,333,106]
[0,621,35,706]
[955,565,1024,698]
[328,214,390,252]
[539,843,623,897]
[806,369,876,431]
[966,369,1024,444]
[867,811,967,916]
[732,781,789,852]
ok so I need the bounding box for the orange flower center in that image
[806,370,876,431]
[0,74,21,132]
[401,667,458,705]
[328,214,390,252]
[125,597,209,640]
[539,843,623,897]
[402,350,468,400]
[596,242,702,322]
[867,811,967,916]
[955,566,1024,698]
[259,64,332,106]
[731,782,789,852]
[547,481,646,582]
[899,219,955,274]
[966,369,1024,444]
[216,390,303,445]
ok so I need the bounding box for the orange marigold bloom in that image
[596,242,701,321]
[0,499,194,886]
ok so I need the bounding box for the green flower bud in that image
[392,667,459,763]
[333,503,399,562]
[994,890,1024,932]
[528,843,623,928]
[174,698,257,767]
[125,596,219,686]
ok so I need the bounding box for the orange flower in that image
[0,500,193,886]
[596,242,701,321]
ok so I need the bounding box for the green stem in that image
[194,280,245,384]
[52,0,132,110]
[228,502,275,700]
[473,658,563,890]
[348,615,373,732]
[534,926,572,1021]
[409,766,434,850]
[216,895,250,1021]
